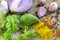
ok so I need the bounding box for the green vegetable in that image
[20,14,40,26]
[15,14,39,40]
[0,14,6,33]
[6,14,19,32]
[2,14,20,40]
[22,26,28,33]
[15,30,38,40]
[0,14,39,40]
[2,28,12,40]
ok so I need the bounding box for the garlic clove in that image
[38,7,46,17]
[48,2,58,12]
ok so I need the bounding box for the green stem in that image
[23,26,28,33]
[15,30,38,40]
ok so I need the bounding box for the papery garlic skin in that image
[1,0,8,9]
[48,2,58,11]
[8,0,32,13]
[0,5,8,14]
[0,0,8,17]
[38,7,46,17]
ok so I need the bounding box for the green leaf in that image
[2,14,20,40]
[6,14,19,32]
[20,14,40,26]
[15,30,38,40]
[2,28,12,40]
[0,14,6,33]
[23,26,28,33]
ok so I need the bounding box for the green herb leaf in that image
[15,30,38,40]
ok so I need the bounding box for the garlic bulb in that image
[8,0,32,13]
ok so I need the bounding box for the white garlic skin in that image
[1,0,8,9]
[0,0,8,17]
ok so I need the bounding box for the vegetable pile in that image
[1,14,39,40]
[0,0,60,40]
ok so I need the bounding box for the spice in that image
[43,18,55,29]
[33,22,53,40]
[55,28,60,38]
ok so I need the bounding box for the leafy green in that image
[15,30,38,40]
[22,26,28,33]
[20,14,40,26]
[2,14,20,40]
[6,14,19,32]
[2,28,12,40]
[0,14,6,33]
[0,14,39,40]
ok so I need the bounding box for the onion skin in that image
[0,0,8,16]
[48,2,58,12]
[38,7,46,17]
[7,0,32,13]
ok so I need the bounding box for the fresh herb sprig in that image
[2,14,20,40]
[15,30,38,40]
